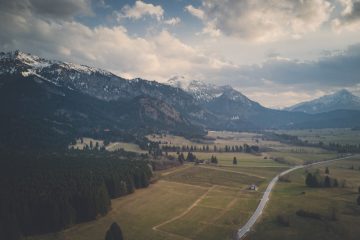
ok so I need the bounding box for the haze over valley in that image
[1,1,360,240]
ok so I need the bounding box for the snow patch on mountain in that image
[167,76,233,102]
[166,76,254,107]
[286,89,360,113]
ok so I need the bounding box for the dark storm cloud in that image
[30,0,92,19]
[332,0,360,29]
[0,0,92,20]
[215,43,360,91]
[348,1,360,19]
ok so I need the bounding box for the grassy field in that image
[27,181,208,240]
[267,151,339,165]
[248,155,360,240]
[147,131,288,151]
[162,166,264,189]
[68,138,145,153]
[192,152,287,167]
[106,141,146,153]
[275,128,360,145]
[69,137,104,150]
[28,155,285,240]
[31,130,358,240]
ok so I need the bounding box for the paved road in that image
[235,154,354,240]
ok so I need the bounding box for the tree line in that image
[161,144,260,153]
[305,168,344,188]
[263,132,360,153]
[0,151,152,240]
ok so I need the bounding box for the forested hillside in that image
[0,151,152,239]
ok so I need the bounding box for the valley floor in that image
[28,160,286,240]
[248,155,360,240]
[28,131,360,240]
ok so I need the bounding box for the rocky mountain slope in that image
[1,51,360,150]
[285,89,360,114]
[0,51,207,150]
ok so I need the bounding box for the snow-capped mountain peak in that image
[167,77,234,102]
[285,89,360,113]
[2,51,112,76]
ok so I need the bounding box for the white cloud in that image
[0,2,233,82]
[244,89,325,108]
[332,0,360,31]
[118,0,164,21]
[191,0,333,42]
[201,21,221,37]
[164,17,181,25]
[1,0,360,108]
[185,5,205,20]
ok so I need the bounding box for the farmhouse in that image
[249,184,258,191]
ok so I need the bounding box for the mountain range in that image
[285,89,360,114]
[1,51,359,150]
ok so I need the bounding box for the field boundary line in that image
[199,166,266,179]
[161,165,192,176]
[159,180,210,189]
[152,186,215,235]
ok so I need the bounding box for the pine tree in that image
[325,167,330,175]
[324,176,331,187]
[105,222,123,240]
[305,173,312,187]
[178,153,185,164]
[233,157,237,165]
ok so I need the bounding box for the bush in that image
[276,214,290,227]
[279,175,291,182]
[296,209,322,220]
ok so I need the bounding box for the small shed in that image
[249,184,258,191]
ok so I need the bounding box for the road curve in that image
[235,154,354,240]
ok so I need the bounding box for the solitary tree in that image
[324,176,331,188]
[305,173,313,187]
[178,153,185,164]
[186,152,196,162]
[233,157,237,165]
[325,167,330,175]
[210,155,218,164]
[105,222,123,240]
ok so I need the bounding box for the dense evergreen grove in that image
[305,171,341,188]
[0,151,152,239]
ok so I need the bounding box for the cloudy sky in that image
[1,0,360,108]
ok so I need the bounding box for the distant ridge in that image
[285,89,360,114]
[1,51,360,150]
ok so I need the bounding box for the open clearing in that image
[248,155,360,240]
[29,154,284,240]
[274,128,360,145]
[147,131,288,151]
[30,130,353,240]
[106,141,146,153]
